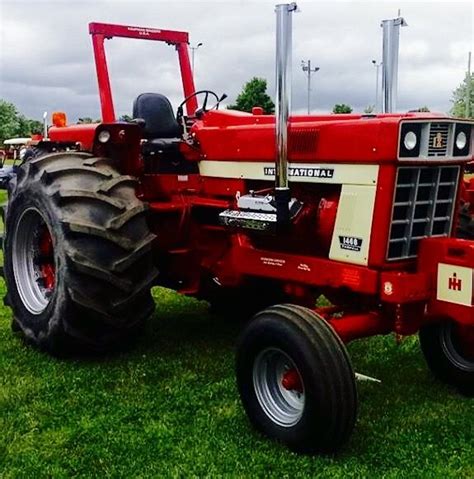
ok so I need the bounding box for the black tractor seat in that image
[132,93,197,175]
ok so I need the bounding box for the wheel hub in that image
[252,348,305,428]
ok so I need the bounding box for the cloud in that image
[0,0,472,121]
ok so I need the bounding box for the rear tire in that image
[419,321,474,396]
[3,152,158,353]
[236,304,357,453]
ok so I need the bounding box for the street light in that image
[372,59,382,113]
[301,59,320,114]
[190,42,203,73]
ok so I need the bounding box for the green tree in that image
[450,73,473,118]
[119,114,133,122]
[77,117,95,124]
[363,105,374,114]
[0,99,43,143]
[228,77,275,114]
[332,104,353,114]
[416,106,430,112]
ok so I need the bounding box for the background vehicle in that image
[2,3,472,453]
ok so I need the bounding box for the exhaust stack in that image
[275,2,297,226]
[381,16,407,113]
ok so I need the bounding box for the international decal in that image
[264,167,334,178]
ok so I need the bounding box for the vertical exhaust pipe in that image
[381,16,407,113]
[275,3,297,227]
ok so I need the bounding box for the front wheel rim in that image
[252,348,305,428]
[12,207,56,315]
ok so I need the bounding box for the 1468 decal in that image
[339,236,363,252]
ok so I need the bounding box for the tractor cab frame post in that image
[88,22,198,121]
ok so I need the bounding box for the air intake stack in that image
[381,16,407,113]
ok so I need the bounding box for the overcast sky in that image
[0,0,472,122]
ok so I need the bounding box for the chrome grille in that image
[427,123,449,157]
[387,165,459,260]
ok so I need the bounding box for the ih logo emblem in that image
[433,132,444,149]
[448,272,462,292]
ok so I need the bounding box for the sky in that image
[0,0,472,122]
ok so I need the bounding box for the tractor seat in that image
[132,93,181,143]
[132,93,197,175]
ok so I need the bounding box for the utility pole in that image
[372,60,382,112]
[301,59,320,114]
[190,42,203,74]
[466,51,472,118]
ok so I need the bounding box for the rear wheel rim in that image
[252,348,305,427]
[12,207,55,315]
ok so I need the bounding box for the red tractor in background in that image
[2,4,473,454]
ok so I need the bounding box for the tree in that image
[0,100,21,143]
[77,117,95,124]
[332,104,353,114]
[228,77,275,114]
[119,114,133,122]
[450,73,474,118]
[363,105,374,114]
[0,99,43,143]
[416,106,430,112]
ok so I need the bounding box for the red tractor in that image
[2,5,473,454]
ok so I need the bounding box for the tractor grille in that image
[427,123,449,157]
[289,128,318,154]
[387,165,459,260]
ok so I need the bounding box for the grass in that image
[0,188,472,477]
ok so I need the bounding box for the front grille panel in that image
[427,123,449,157]
[387,165,459,260]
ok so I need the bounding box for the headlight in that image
[403,131,417,150]
[98,130,111,143]
[455,131,467,150]
[453,123,471,157]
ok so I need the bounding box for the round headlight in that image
[403,131,417,150]
[98,130,111,143]
[455,131,467,150]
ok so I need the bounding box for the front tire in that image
[3,152,158,353]
[236,304,357,453]
[419,321,474,396]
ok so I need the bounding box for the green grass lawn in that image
[0,190,472,477]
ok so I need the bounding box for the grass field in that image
[0,190,472,477]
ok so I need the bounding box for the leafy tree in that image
[416,106,430,112]
[0,99,43,143]
[228,77,275,114]
[363,105,374,114]
[0,100,21,143]
[450,73,473,118]
[77,117,95,124]
[119,114,133,122]
[332,104,353,114]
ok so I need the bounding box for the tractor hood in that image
[192,109,461,164]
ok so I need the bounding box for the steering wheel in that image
[176,90,221,122]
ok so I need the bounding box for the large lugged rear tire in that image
[236,304,357,453]
[3,152,158,353]
[419,321,474,396]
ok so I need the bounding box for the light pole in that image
[190,42,203,74]
[372,59,382,112]
[301,59,320,114]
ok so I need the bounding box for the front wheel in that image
[236,304,357,453]
[419,321,474,396]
